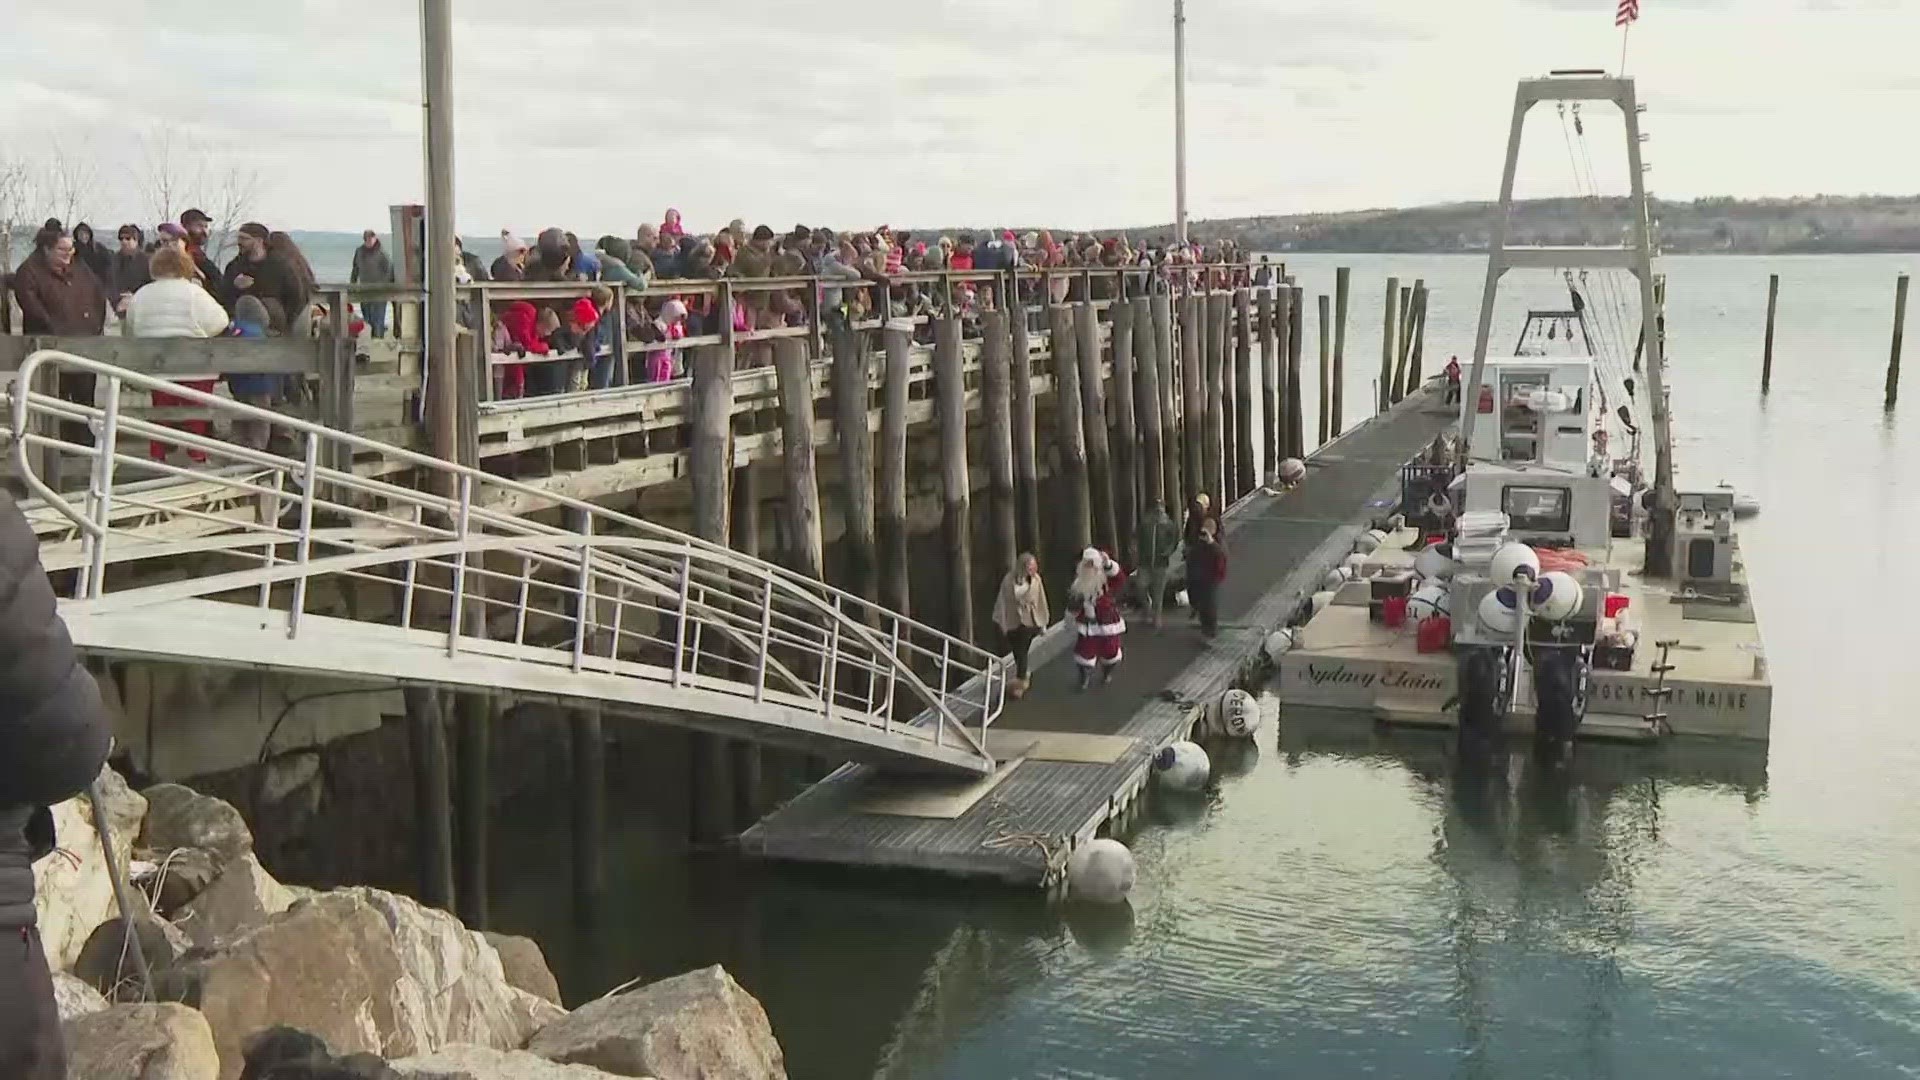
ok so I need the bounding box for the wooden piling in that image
[1286,286,1306,460]
[402,686,455,911]
[1392,280,1421,402]
[1233,288,1257,495]
[685,342,735,845]
[1008,309,1042,560]
[1179,296,1206,508]
[1048,305,1093,562]
[1153,294,1181,512]
[1133,298,1167,514]
[1332,267,1350,436]
[1317,293,1333,448]
[934,317,975,640]
[569,707,605,927]
[829,325,877,601]
[1204,292,1229,505]
[1761,273,1779,394]
[1889,273,1911,412]
[1379,276,1399,414]
[453,692,489,929]
[1258,289,1278,480]
[981,309,1020,584]
[1407,285,1429,394]
[773,337,825,580]
[1220,298,1239,502]
[1074,303,1117,554]
[1110,299,1141,567]
[728,464,762,830]
[878,327,913,615]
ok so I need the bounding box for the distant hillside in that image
[1162,195,1920,255]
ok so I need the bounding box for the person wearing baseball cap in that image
[177,209,221,288]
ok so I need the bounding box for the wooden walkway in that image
[740,387,1456,886]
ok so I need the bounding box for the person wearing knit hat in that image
[492,233,529,282]
[1068,546,1128,689]
[1184,492,1216,545]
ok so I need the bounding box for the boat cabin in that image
[1457,354,1615,553]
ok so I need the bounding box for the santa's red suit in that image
[1071,548,1128,670]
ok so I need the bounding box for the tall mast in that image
[421,0,459,470]
[1173,0,1189,246]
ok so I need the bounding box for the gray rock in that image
[482,931,563,1007]
[390,1045,634,1080]
[74,911,189,1001]
[62,1002,220,1080]
[148,846,220,913]
[52,969,109,1022]
[32,764,149,970]
[175,853,297,950]
[139,784,253,872]
[527,965,785,1080]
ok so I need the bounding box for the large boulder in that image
[139,784,253,874]
[527,965,784,1080]
[390,1045,633,1079]
[482,931,563,1007]
[32,764,149,969]
[63,1002,220,1080]
[52,969,109,1022]
[145,847,221,914]
[175,854,297,950]
[73,910,191,1000]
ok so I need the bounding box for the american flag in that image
[1616,0,1640,26]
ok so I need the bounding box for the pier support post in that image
[1258,289,1278,480]
[1009,305,1042,561]
[773,337,825,580]
[403,687,455,911]
[934,317,975,640]
[1286,286,1306,460]
[878,326,913,616]
[981,309,1019,581]
[830,325,877,602]
[1132,298,1165,515]
[1332,267,1350,434]
[1110,299,1141,567]
[1074,302,1117,554]
[1179,296,1206,506]
[1151,294,1180,514]
[1407,284,1429,395]
[453,691,489,930]
[686,342,736,844]
[1204,292,1228,506]
[1233,288,1256,495]
[1317,294,1333,448]
[569,707,605,928]
[729,464,762,829]
[1761,273,1779,394]
[1890,273,1911,412]
[1221,296,1239,503]
[1394,284,1417,403]
[1048,305,1093,563]
[1379,276,1399,414]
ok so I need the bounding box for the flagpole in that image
[1618,20,1631,76]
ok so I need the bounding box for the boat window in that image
[1503,485,1571,532]
[1499,372,1546,462]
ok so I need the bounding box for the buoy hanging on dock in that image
[1218,689,1261,737]
[1068,838,1137,905]
[1322,565,1355,591]
[1342,552,1370,574]
[1406,582,1451,622]
[1477,586,1521,634]
[1262,627,1296,660]
[1154,741,1211,791]
[1353,528,1388,555]
[1489,542,1541,584]
[1414,545,1458,581]
[1531,570,1584,621]
[1277,458,1307,485]
[1311,589,1336,614]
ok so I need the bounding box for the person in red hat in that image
[1069,547,1128,689]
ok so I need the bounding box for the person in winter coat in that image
[108,225,152,314]
[1183,492,1215,545]
[0,490,114,1080]
[1135,500,1181,628]
[1184,520,1228,636]
[1069,547,1128,690]
[180,208,223,287]
[595,236,648,289]
[11,228,107,335]
[492,234,529,282]
[494,300,548,398]
[70,222,112,281]
[350,230,396,338]
[127,246,233,461]
[222,223,303,320]
[991,552,1050,697]
[660,207,685,242]
[267,232,318,333]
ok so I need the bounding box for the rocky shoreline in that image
[35,765,788,1080]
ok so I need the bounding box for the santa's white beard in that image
[1069,564,1105,605]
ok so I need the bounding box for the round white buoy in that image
[1278,458,1307,485]
[1477,586,1520,634]
[1174,589,1191,609]
[1406,582,1451,622]
[1353,528,1387,555]
[1489,542,1541,584]
[1153,741,1211,791]
[1413,546,1458,581]
[1067,838,1137,905]
[1262,627,1296,660]
[1322,565,1355,591]
[1343,552,1370,574]
[1311,590,1336,614]
[1531,570,1584,621]
[1219,689,1261,737]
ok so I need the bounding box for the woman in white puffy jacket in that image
[124,246,230,462]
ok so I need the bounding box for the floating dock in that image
[741,389,1455,887]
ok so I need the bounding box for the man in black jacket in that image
[0,491,113,1080]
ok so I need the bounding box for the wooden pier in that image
[741,388,1453,887]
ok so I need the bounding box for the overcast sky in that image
[3,0,1916,236]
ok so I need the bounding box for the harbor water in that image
[490,253,1919,1079]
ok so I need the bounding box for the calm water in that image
[492,254,1920,1079]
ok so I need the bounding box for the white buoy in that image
[1278,458,1307,485]
[1322,565,1355,591]
[1154,740,1211,791]
[1406,582,1450,622]
[1262,627,1296,660]
[1526,388,1573,413]
[1477,586,1520,634]
[1219,689,1261,737]
[1068,838,1137,905]
[1174,589,1190,609]
[1531,570,1584,621]
[1489,542,1541,584]
[1311,590,1336,614]
[1352,528,1387,555]
[1343,552,1370,574]
[1413,546,1458,581]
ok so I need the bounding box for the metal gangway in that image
[3,350,1003,776]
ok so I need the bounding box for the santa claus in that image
[1069,547,1128,689]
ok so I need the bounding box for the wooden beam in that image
[1286,285,1306,460]
[1009,307,1041,561]
[772,338,824,580]
[1133,297,1166,515]
[829,325,877,602]
[569,707,605,927]
[1152,293,1180,514]
[980,309,1019,583]
[1379,276,1400,414]
[403,686,455,911]
[1110,297,1140,568]
[688,343,734,547]
[1179,295,1206,508]
[1258,289,1278,483]
[0,335,322,376]
[1048,305,1092,565]
[1318,293,1333,448]
[1075,302,1116,555]
[877,326,913,616]
[1332,266,1350,435]
[1232,288,1256,498]
[1203,292,1228,506]
[934,318,974,640]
